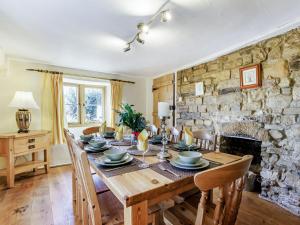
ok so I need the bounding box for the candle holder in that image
[157,116,171,160]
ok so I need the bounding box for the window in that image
[63,84,105,126]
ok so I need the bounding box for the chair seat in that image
[92,174,110,194]
[98,191,160,225]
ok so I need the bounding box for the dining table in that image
[81,139,242,225]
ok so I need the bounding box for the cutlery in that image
[158,164,180,177]
[104,163,136,172]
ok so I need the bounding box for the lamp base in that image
[16,109,31,133]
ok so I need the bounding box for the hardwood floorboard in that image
[0,165,299,225]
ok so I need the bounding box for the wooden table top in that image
[88,145,241,207]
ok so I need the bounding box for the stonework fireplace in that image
[175,28,300,215]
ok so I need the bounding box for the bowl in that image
[105,131,115,137]
[153,135,162,140]
[178,151,202,164]
[104,148,127,161]
[88,140,106,148]
[80,135,93,142]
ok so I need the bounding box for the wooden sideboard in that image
[0,130,51,188]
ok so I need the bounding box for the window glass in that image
[84,87,103,123]
[63,85,79,123]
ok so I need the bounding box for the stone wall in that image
[176,28,300,215]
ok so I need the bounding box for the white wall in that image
[0,59,150,168]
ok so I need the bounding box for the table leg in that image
[44,147,50,173]
[32,152,38,172]
[7,148,14,188]
[124,201,148,225]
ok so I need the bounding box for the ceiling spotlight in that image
[161,10,171,22]
[123,43,131,52]
[136,33,145,44]
[137,23,149,33]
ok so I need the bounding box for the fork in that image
[158,164,180,177]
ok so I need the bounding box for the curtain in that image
[110,81,123,128]
[42,73,65,144]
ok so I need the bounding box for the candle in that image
[158,102,170,118]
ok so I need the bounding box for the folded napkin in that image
[99,121,107,135]
[184,127,193,145]
[115,126,124,141]
[137,129,149,151]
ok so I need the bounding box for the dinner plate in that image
[173,157,204,167]
[103,153,130,164]
[95,154,133,167]
[84,145,110,152]
[170,159,209,170]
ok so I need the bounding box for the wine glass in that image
[138,144,150,169]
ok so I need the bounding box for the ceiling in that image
[0,0,300,77]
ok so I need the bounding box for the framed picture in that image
[240,64,261,89]
[195,82,204,96]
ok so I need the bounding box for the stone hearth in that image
[176,28,300,216]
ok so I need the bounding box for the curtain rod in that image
[26,68,135,84]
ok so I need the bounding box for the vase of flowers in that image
[117,103,146,142]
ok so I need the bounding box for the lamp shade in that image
[9,91,39,109]
[158,102,170,118]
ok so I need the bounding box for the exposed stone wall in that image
[176,28,300,215]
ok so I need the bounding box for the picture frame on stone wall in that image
[240,64,261,89]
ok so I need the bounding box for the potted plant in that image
[117,103,146,138]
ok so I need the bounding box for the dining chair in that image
[64,129,109,216]
[169,127,183,143]
[82,126,115,135]
[193,129,216,151]
[163,155,253,225]
[148,124,159,137]
[70,139,161,225]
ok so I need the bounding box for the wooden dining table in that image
[86,142,241,225]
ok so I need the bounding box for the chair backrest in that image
[64,129,76,170]
[169,127,182,143]
[147,124,159,137]
[83,126,115,135]
[194,155,253,225]
[193,129,216,150]
[70,137,102,225]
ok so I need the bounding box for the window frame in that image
[63,82,106,127]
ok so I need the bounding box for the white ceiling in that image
[0,0,300,77]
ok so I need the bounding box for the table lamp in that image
[9,91,39,133]
[157,102,171,160]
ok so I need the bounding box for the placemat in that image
[88,152,146,178]
[203,152,241,164]
[150,160,221,181]
[109,140,132,146]
[127,144,161,156]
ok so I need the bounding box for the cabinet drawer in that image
[14,136,48,154]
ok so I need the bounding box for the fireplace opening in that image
[220,135,262,192]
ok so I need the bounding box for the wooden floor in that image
[0,166,299,225]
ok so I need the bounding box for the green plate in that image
[84,145,110,152]
[173,144,200,151]
[95,154,133,167]
[174,157,204,167]
[103,153,130,164]
[170,159,209,170]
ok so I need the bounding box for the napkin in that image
[184,127,193,145]
[115,126,124,141]
[99,121,107,135]
[137,129,149,151]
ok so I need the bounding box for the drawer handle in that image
[28,145,35,149]
[28,138,35,143]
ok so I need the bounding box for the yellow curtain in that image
[42,73,65,144]
[110,81,123,128]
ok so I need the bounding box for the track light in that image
[161,10,171,22]
[137,23,149,34]
[123,43,131,52]
[136,33,145,44]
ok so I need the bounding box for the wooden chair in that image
[70,138,161,225]
[83,126,115,135]
[147,124,159,137]
[169,127,183,143]
[64,129,109,216]
[193,129,216,151]
[163,155,253,225]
